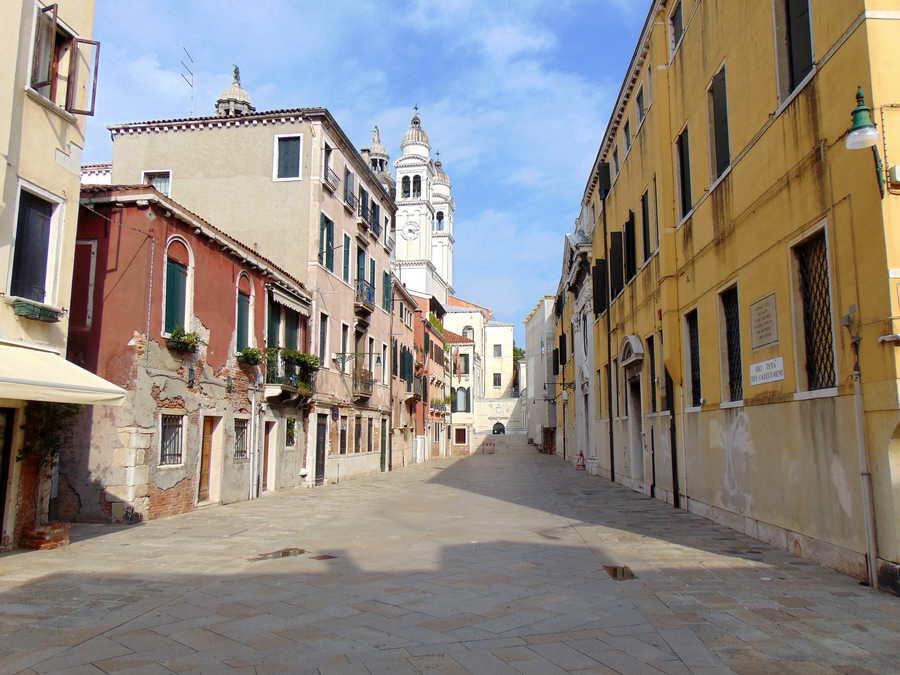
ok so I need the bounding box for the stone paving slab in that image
[0,436,898,674]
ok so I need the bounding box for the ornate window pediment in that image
[620,335,644,367]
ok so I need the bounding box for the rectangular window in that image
[455,427,467,445]
[236,290,250,352]
[795,230,835,390]
[343,168,354,203]
[160,414,184,465]
[493,344,502,357]
[612,358,619,416]
[641,189,651,262]
[493,373,502,388]
[164,259,187,334]
[624,211,637,281]
[267,297,281,347]
[382,344,388,384]
[776,0,814,98]
[234,419,249,459]
[143,171,171,196]
[284,308,299,350]
[318,313,329,363]
[286,418,296,447]
[340,416,348,454]
[670,1,684,52]
[354,417,362,453]
[359,187,369,219]
[341,324,349,373]
[709,68,731,180]
[275,136,301,179]
[603,364,610,417]
[676,127,692,218]
[651,175,660,252]
[10,190,55,303]
[685,309,701,407]
[368,336,375,372]
[319,214,334,272]
[367,418,373,453]
[721,286,743,402]
[624,120,632,151]
[612,147,620,176]
[31,5,100,115]
[381,418,387,455]
[459,353,470,374]
[647,335,657,413]
[342,233,351,282]
[636,87,646,123]
[382,271,391,311]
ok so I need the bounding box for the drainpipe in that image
[388,289,395,471]
[602,193,615,482]
[847,319,879,588]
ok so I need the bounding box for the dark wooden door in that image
[198,417,214,502]
[262,423,271,491]
[0,409,13,534]
[315,414,328,486]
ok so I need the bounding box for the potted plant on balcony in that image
[237,346,264,366]
[166,327,202,353]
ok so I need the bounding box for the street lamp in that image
[846,86,885,198]
[846,87,880,150]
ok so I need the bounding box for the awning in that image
[0,344,126,405]
[270,287,309,316]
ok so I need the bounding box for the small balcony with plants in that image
[264,348,319,403]
[354,278,375,314]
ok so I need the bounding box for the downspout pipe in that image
[848,326,879,588]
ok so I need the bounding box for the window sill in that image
[720,399,744,410]
[675,203,699,230]
[684,405,702,414]
[25,87,77,125]
[793,387,838,401]
[158,463,185,470]
[774,66,818,120]
[272,176,302,183]
[669,36,685,64]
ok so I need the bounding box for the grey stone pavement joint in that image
[1,435,899,674]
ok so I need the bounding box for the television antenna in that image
[180,47,196,116]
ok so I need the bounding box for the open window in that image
[10,186,61,305]
[31,4,100,115]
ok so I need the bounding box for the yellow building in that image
[565,0,900,593]
[0,0,124,548]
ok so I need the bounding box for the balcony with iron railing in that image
[264,352,317,401]
[354,278,375,313]
[343,190,358,213]
[357,201,373,230]
[323,167,340,193]
[371,215,382,238]
[353,368,375,399]
[386,233,395,252]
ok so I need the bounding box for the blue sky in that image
[84,0,647,343]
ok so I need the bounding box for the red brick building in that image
[413,297,449,460]
[61,186,312,522]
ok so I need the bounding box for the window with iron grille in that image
[685,310,701,407]
[234,419,249,459]
[647,335,657,412]
[795,231,835,390]
[160,414,183,465]
[721,286,743,401]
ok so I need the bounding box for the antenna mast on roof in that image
[180,47,196,116]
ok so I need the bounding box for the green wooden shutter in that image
[284,309,299,350]
[267,297,281,347]
[165,260,187,333]
[236,292,250,351]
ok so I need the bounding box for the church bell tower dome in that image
[401,110,431,157]
[215,65,255,117]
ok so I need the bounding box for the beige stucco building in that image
[1,0,125,548]
[108,75,396,486]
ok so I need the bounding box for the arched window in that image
[462,325,474,340]
[401,176,410,198]
[436,212,444,231]
[412,175,421,198]
[163,237,193,335]
[236,273,253,352]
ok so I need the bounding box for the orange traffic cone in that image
[576,451,586,471]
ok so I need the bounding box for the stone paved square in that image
[1,438,898,674]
